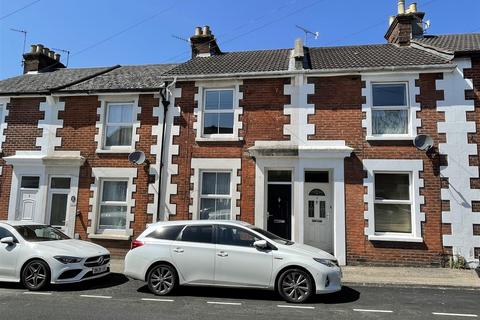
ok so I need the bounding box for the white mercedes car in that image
[0,221,110,290]
[124,220,342,303]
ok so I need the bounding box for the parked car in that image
[124,220,342,303]
[0,221,110,290]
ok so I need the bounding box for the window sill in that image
[96,148,135,154]
[196,137,243,143]
[366,135,414,141]
[368,235,423,243]
[88,233,131,241]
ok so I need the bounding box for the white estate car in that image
[0,221,110,290]
[124,220,342,303]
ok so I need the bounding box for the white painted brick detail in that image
[36,97,65,154]
[436,58,480,266]
[0,97,10,152]
[163,87,182,217]
[283,75,315,143]
[147,100,163,219]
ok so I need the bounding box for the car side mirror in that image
[0,237,15,246]
[253,240,268,249]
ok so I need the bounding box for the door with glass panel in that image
[46,177,73,236]
[16,176,40,222]
[304,183,332,252]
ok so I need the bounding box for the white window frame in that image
[193,80,243,142]
[362,75,421,141]
[97,178,129,232]
[371,82,410,137]
[189,158,241,220]
[95,95,141,154]
[202,88,235,138]
[373,171,413,235]
[199,170,233,220]
[103,102,135,149]
[88,167,137,240]
[363,159,424,242]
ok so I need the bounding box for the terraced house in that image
[0,1,479,267]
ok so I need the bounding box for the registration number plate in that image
[92,265,108,274]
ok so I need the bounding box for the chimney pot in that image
[202,25,211,36]
[398,0,405,14]
[30,44,38,53]
[407,3,417,13]
[195,26,202,36]
[42,47,50,55]
[54,53,61,61]
[48,50,55,59]
[36,44,44,53]
[389,15,396,26]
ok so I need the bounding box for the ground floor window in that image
[374,173,412,233]
[98,180,128,230]
[199,171,231,220]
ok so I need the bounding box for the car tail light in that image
[131,239,144,249]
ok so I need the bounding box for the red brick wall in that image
[58,94,159,256]
[307,74,446,266]
[169,79,290,223]
[0,97,45,219]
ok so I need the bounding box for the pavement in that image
[0,275,478,320]
[110,258,480,288]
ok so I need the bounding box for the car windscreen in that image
[248,227,293,245]
[13,225,70,242]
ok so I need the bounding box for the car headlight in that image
[313,258,339,268]
[54,256,83,264]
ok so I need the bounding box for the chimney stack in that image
[22,43,65,74]
[189,25,222,58]
[385,1,425,46]
[292,38,305,70]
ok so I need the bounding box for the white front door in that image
[46,177,74,236]
[16,176,40,221]
[304,183,333,253]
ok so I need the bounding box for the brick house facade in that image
[0,2,479,266]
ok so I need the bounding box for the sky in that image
[0,0,479,79]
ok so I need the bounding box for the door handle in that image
[217,251,228,257]
[173,248,184,253]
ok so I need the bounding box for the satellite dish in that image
[414,135,434,151]
[128,150,146,165]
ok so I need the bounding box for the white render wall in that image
[437,58,480,267]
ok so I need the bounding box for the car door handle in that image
[217,251,228,257]
[173,248,184,253]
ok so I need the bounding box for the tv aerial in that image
[295,25,319,45]
[10,28,27,66]
[52,47,71,67]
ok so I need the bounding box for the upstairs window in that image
[372,83,409,135]
[104,102,134,147]
[203,89,234,136]
[374,173,412,234]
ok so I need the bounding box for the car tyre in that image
[147,264,178,296]
[21,259,50,291]
[277,268,314,303]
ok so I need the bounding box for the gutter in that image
[160,63,456,81]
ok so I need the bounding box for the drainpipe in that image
[156,80,176,221]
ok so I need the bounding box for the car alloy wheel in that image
[22,260,50,291]
[278,269,313,303]
[147,264,177,295]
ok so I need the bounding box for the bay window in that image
[199,171,232,220]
